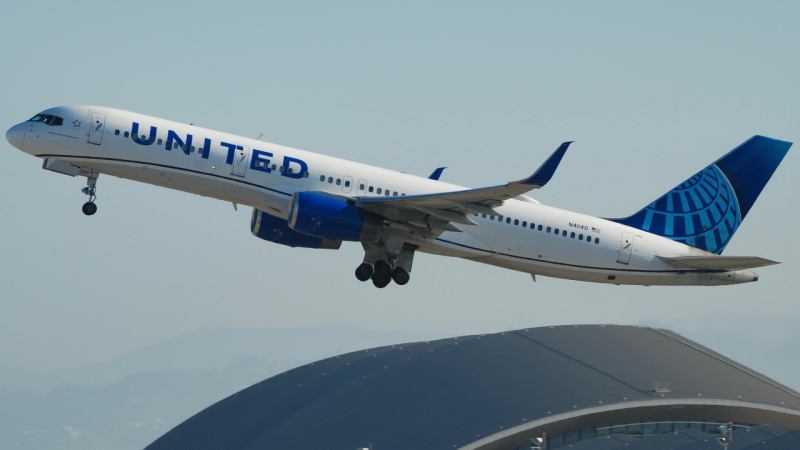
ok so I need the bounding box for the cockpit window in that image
[27,114,64,126]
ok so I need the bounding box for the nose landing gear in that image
[81,175,98,216]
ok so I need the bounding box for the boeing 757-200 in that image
[5,106,792,287]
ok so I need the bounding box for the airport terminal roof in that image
[145,325,800,450]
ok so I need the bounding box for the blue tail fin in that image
[609,136,792,254]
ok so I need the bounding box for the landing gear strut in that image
[81,176,98,216]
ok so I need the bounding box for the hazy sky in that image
[1,1,799,373]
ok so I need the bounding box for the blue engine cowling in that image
[251,208,341,249]
[288,192,382,242]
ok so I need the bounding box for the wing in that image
[657,256,779,271]
[356,142,572,232]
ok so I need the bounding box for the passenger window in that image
[490,216,495,220]
[579,234,584,240]
[554,228,559,235]
[279,166,285,172]
[498,216,503,222]
[514,219,519,225]
[190,146,196,152]
[271,164,277,171]
[562,230,567,236]
[359,184,365,190]
[157,138,163,145]
[570,232,575,238]
[522,221,527,227]
[345,180,351,187]
[506,218,511,224]
[538,225,543,231]
[595,238,600,244]
[482,214,487,218]
[124,131,130,138]
[303,172,309,178]
[546,226,551,233]
[393,191,398,196]
[328,177,333,183]
[320,175,325,181]
[336,178,341,185]
[377,188,382,194]
[385,190,390,196]
[114,130,120,136]
[369,186,374,192]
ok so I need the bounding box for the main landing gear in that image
[81,175,99,216]
[354,243,416,288]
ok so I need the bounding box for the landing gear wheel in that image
[81,175,99,216]
[355,263,374,282]
[392,267,410,286]
[374,259,393,277]
[372,274,391,289]
[82,202,97,216]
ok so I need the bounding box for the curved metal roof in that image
[145,325,800,450]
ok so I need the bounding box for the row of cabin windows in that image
[318,175,405,196]
[478,213,600,244]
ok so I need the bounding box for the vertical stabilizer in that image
[610,136,791,254]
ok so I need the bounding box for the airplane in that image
[5,106,792,288]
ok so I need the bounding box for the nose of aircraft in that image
[6,123,25,150]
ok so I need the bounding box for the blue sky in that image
[1,1,799,373]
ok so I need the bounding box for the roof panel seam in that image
[649,328,800,401]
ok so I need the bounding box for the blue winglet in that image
[428,167,447,180]
[520,141,573,187]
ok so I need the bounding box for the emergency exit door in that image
[87,112,106,145]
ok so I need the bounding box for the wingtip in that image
[520,141,572,186]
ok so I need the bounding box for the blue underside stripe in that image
[435,238,720,274]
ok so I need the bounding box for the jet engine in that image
[288,192,382,242]
[251,208,341,249]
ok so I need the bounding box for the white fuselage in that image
[8,106,759,286]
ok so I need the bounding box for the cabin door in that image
[231,146,250,177]
[616,231,634,264]
[87,112,106,145]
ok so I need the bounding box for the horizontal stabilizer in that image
[657,255,779,271]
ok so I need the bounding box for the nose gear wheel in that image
[81,175,99,216]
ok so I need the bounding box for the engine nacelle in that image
[288,192,382,242]
[251,209,341,249]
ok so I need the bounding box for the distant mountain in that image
[0,326,445,450]
[0,326,444,393]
